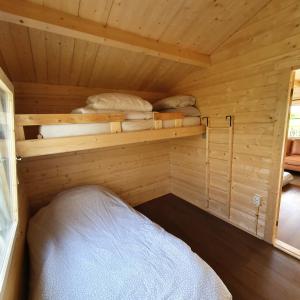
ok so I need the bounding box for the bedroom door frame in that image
[269,67,300,259]
[263,68,294,242]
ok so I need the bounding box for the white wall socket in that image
[252,194,262,207]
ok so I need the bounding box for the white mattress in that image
[39,117,201,138]
[163,116,201,128]
[28,185,232,300]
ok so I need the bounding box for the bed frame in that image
[15,112,205,158]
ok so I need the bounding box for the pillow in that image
[71,107,153,120]
[160,106,200,117]
[153,95,196,110]
[86,93,152,112]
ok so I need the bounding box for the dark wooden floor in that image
[136,194,300,300]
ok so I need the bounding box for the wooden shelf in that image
[16,126,204,157]
[15,113,204,158]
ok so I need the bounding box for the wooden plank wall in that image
[0,1,270,91]
[14,82,166,113]
[14,83,171,212]
[170,0,300,241]
[19,142,171,212]
[171,136,207,209]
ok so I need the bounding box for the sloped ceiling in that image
[0,0,270,91]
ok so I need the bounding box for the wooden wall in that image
[14,82,166,114]
[0,1,270,92]
[14,0,300,242]
[170,136,207,209]
[19,142,171,212]
[14,82,171,212]
[170,0,299,241]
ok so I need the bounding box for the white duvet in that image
[28,185,231,300]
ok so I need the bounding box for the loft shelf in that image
[15,112,205,158]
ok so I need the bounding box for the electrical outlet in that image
[252,194,262,207]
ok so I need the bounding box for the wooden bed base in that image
[15,112,205,158]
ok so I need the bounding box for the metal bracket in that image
[226,115,232,127]
[201,116,209,127]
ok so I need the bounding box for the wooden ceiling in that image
[27,0,269,54]
[0,0,270,91]
[0,21,198,91]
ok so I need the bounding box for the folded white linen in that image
[39,120,154,138]
[153,95,196,110]
[87,93,153,112]
[160,106,200,117]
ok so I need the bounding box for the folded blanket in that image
[159,106,200,117]
[153,95,196,110]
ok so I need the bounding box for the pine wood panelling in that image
[27,0,269,54]
[170,0,300,242]
[0,22,22,81]
[0,1,210,68]
[9,24,36,82]
[18,142,171,212]
[45,32,61,84]
[207,126,233,219]
[29,28,47,83]
[14,82,167,114]
[15,113,125,125]
[42,0,80,15]
[78,0,114,24]
[16,125,203,158]
[0,21,199,92]
[170,135,207,209]
[0,0,270,91]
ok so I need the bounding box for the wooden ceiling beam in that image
[0,0,210,68]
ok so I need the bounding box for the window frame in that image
[288,104,300,138]
[0,68,18,297]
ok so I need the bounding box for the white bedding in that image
[39,120,154,138]
[282,171,294,186]
[28,185,231,300]
[39,117,201,138]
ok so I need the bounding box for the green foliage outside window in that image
[288,105,300,138]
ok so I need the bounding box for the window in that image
[288,104,300,138]
[0,72,17,292]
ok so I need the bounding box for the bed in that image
[27,185,231,300]
[38,94,201,138]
